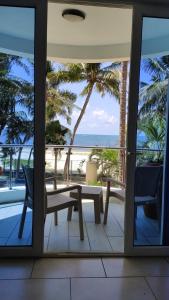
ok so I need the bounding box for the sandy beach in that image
[45,148,92,174]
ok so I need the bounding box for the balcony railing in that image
[0,144,163,191]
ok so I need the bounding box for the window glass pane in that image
[0,7,35,246]
[134,17,169,246]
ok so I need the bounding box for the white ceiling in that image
[47,3,132,46]
[47,3,133,62]
[0,5,169,61]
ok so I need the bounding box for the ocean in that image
[0,132,146,148]
[66,134,119,147]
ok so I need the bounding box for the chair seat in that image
[135,195,156,205]
[47,193,77,213]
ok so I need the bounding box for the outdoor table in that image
[70,186,104,224]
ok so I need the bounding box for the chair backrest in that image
[23,165,48,212]
[134,165,163,197]
[22,165,34,207]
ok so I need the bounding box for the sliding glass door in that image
[125,4,169,255]
[0,0,47,256]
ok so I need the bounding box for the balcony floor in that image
[44,198,124,253]
[0,195,161,251]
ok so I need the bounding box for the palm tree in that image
[46,120,69,188]
[46,61,77,124]
[137,56,169,165]
[138,116,165,162]
[119,61,128,183]
[139,56,169,120]
[0,53,33,136]
[50,63,120,180]
[46,62,78,185]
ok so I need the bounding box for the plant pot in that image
[86,161,97,185]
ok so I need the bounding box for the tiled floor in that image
[44,198,125,253]
[0,194,161,252]
[0,257,169,299]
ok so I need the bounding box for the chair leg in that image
[78,200,84,240]
[54,211,58,225]
[100,192,104,213]
[94,198,101,224]
[67,207,73,221]
[18,204,27,239]
[103,183,110,224]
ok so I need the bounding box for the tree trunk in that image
[64,84,94,181]
[119,61,128,184]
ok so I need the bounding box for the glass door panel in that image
[0,1,47,256]
[0,6,35,247]
[134,17,169,247]
[125,5,169,255]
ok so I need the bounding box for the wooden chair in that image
[103,178,125,224]
[134,166,163,233]
[18,166,84,240]
[103,166,163,229]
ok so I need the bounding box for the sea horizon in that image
[66,134,120,147]
[0,132,146,148]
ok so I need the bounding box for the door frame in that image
[0,0,47,257]
[125,3,169,256]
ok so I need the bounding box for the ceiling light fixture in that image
[62,9,85,22]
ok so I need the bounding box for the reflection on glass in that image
[0,7,34,246]
[134,17,169,246]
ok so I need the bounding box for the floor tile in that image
[146,277,169,300]
[108,237,124,252]
[0,259,34,279]
[102,257,169,277]
[71,278,155,300]
[0,279,70,300]
[69,237,91,252]
[32,258,105,278]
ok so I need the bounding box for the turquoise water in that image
[66,134,119,147]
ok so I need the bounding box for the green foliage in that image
[139,55,169,119]
[49,63,120,102]
[89,148,119,178]
[138,56,168,164]
[0,53,34,137]
[46,61,77,124]
[88,180,102,187]
[45,120,69,145]
[138,116,165,163]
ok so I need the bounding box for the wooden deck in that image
[0,195,161,252]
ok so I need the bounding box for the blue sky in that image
[11,60,120,136]
[53,62,121,136]
[58,80,120,136]
[12,60,150,137]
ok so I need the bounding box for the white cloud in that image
[92,110,105,117]
[92,109,118,125]
[107,115,118,125]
